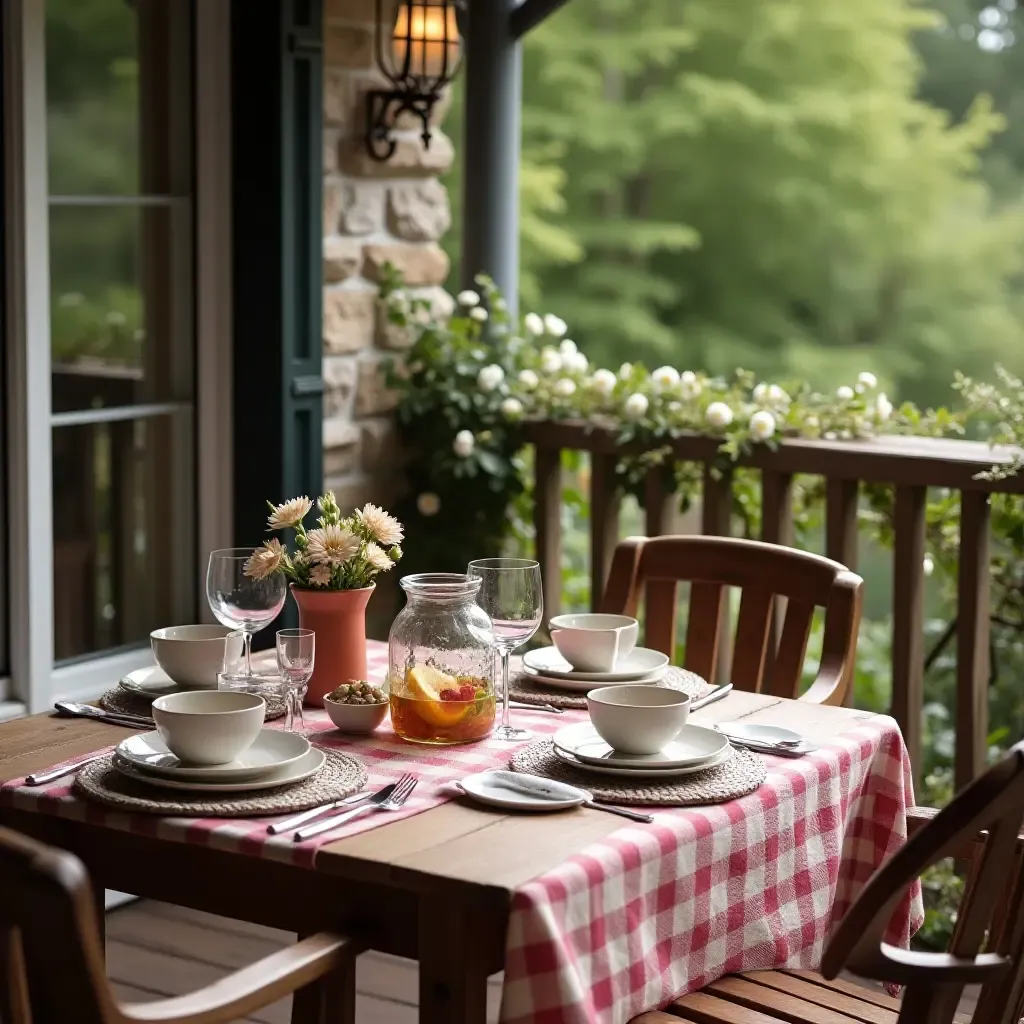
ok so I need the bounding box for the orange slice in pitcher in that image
[406,665,471,727]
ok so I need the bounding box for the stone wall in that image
[321,0,454,515]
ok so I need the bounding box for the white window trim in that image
[3,0,233,714]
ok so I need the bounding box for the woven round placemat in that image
[100,687,287,722]
[508,665,708,710]
[509,741,766,806]
[72,747,365,817]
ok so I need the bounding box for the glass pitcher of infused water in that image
[388,574,497,745]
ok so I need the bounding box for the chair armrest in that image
[122,931,362,1024]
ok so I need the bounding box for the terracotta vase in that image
[290,583,375,707]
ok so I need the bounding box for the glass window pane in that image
[45,0,190,196]
[52,416,192,661]
[49,204,191,413]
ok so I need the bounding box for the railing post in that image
[956,491,991,791]
[534,445,562,621]
[643,467,675,537]
[589,453,620,611]
[761,471,794,686]
[892,485,926,779]
[703,464,733,685]
[825,478,859,569]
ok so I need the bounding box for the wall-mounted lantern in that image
[365,0,464,161]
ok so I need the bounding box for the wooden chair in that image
[0,826,362,1024]
[600,536,863,705]
[631,740,1024,1024]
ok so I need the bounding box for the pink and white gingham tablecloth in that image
[1,640,923,1024]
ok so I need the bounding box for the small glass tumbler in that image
[277,628,315,735]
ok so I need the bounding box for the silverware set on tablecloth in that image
[267,773,419,841]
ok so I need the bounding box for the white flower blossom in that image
[500,397,524,418]
[477,364,505,392]
[768,384,788,405]
[540,347,562,374]
[474,272,488,286]
[874,393,893,421]
[679,370,702,400]
[619,362,634,380]
[416,492,441,517]
[624,393,649,420]
[565,351,589,373]
[356,504,404,546]
[591,369,617,396]
[518,369,539,391]
[456,289,480,307]
[651,366,680,392]
[267,496,313,530]
[559,339,578,356]
[307,526,359,567]
[553,378,577,398]
[706,402,734,429]
[453,430,475,458]
[753,383,769,403]
[493,298,507,312]
[858,371,878,390]
[543,313,567,337]
[749,409,776,441]
[667,401,682,414]
[923,554,935,577]
[524,312,544,336]
[469,307,488,323]
[805,415,820,430]
[836,385,855,401]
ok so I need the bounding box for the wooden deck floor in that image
[104,900,978,1023]
[105,900,503,1024]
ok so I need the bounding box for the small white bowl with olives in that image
[323,680,389,735]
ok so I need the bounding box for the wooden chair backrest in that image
[599,536,863,704]
[0,825,117,1024]
[823,741,1024,1024]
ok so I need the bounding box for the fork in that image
[294,773,418,841]
[267,786,385,834]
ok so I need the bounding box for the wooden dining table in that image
[0,684,903,1024]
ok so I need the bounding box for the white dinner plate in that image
[111,746,325,792]
[119,666,181,699]
[458,770,590,811]
[552,742,734,779]
[522,646,670,682]
[117,729,311,782]
[552,721,729,769]
[520,669,666,693]
[716,722,803,747]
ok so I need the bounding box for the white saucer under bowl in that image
[117,729,311,782]
[522,646,670,682]
[552,721,729,769]
[119,666,181,699]
[520,668,666,693]
[458,770,590,811]
[111,746,325,793]
[552,743,734,778]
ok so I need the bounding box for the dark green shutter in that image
[231,0,323,633]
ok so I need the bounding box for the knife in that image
[690,683,732,711]
[54,702,153,729]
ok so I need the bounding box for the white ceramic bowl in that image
[151,690,265,765]
[323,696,389,735]
[549,613,639,673]
[587,684,690,755]
[150,625,244,689]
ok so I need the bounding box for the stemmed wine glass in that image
[277,628,315,735]
[206,548,287,678]
[467,557,543,742]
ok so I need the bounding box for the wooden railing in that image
[523,421,1024,790]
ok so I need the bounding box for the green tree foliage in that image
[446,0,1024,410]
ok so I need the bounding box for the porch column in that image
[460,0,521,316]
